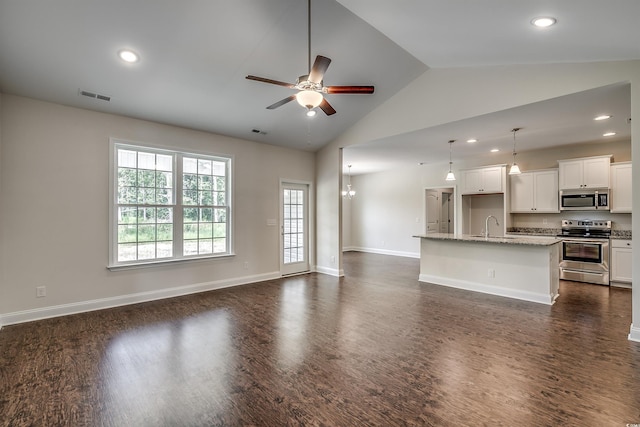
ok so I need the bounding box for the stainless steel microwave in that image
[560,189,609,211]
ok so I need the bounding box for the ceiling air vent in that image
[79,89,111,102]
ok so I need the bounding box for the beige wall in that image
[316,59,640,339]
[0,95,315,321]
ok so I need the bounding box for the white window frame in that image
[108,139,233,269]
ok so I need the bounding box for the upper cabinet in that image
[510,169,559,213]
[610,162,632,213]
[461,166,505,194]
[558,155,611,190]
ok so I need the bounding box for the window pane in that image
[138,152,155,169]
[212,161,226,176]
[156,154,173,172]
[183,190,197,205]
[213,238,226,253]
[183,157,197,174]
[118,149,137,168]
[118,225,137,243]
[138,224,156,242]
[214,177,225,191]
[213,223,226,238]
[118,168,137,187]
[198,159,212,175]
[118,243,137,261]
[157,224,173,241]
[138,208,155,224]
[183,224,198,239]
[137,243,155,260]
[198,175,212,190]
[118,187,137,204]
[199,223,213,238]
[184,240,198,256]
[156,171,172,188]
[183,174,197,190]
[157,242,173,258]
[183,208,198,223]
[198,239,213,254]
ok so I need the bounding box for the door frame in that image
[423,186,457,235]
[279,179,314,276]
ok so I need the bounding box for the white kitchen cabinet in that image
[461,166,504,194]
[610,239,632,286]
[558,155,611,190]
[610,162,632,213]
[510,169,559,213]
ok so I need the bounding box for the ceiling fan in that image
[245,0,374,116]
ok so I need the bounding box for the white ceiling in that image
[1,1,638,171]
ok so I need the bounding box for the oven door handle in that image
[561,239,609,244]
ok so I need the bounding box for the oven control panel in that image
[561,219,611,230]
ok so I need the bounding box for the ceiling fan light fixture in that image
[306,109,317,117]
[296,90,323,109]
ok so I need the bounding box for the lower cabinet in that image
[610,239,632,286]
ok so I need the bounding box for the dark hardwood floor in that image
[1,252,639,426]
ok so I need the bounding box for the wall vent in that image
[79,89,111,102]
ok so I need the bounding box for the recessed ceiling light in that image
[467,139,477,143]
[531,17,557,28]
[603,132,616,137]
[490,148,499,153]
[594,115,612,121]
[118,49,139,63]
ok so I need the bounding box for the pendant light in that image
[445,140,456,181]
[509,128,522,175]
[342,164,356,199]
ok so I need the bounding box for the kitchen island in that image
[414,233,561,305]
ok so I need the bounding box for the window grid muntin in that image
[112,142,231,266]
[182,156,229,256]
[283,189,305,264]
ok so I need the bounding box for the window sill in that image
[107,253,236,271]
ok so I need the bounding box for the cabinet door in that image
[510,173,534,212]
[611,163,632,212]
[461,169,483,194]
[533,170,559,212]
[611,247,632,283]
[583,157,610,188]
[559,160,584,190]
[482,167,503,193]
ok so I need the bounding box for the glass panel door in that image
[281,183,309,275]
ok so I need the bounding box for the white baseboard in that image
[345,246,419,259]
[315,265,344,277]
[418,273,556,305]
[0,271,280,327]
[629,324,640,342]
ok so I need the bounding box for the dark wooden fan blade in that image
[325,85,375,94]
[319,98,336,116]
[246,75,295,88]
[308,55,331,84]
[266,95,296,110]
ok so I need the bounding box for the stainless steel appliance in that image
[560,188,609,211]
[558,219,611,285]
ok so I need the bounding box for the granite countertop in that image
[414,233,560,246]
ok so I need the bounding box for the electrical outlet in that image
[243,261,249,269]
[36,286,46,298]
[330,255,336,265]
[488,269,495,278]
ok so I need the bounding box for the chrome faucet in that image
[485,215,499,238]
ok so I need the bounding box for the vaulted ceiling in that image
[1,1,639,170]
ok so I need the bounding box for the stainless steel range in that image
[558,219,611,285]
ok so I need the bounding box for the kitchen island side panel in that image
[418,238,559,305]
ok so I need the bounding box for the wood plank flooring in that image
[1,252,639,426]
